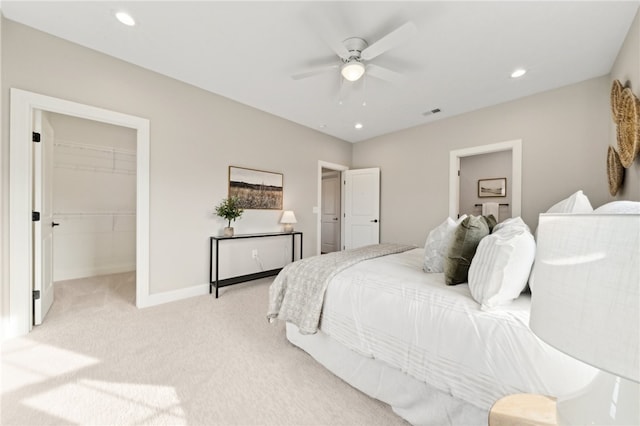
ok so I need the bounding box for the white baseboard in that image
[137,283,210,308]
[54,263,136,282]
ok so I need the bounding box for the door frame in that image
[7,88,150,339]
[316,160,349,256]
[449,139,522,219]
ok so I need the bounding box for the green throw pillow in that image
[484,214,497,232]
[444,215,495,285]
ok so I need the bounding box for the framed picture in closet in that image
[478,177,507,198]
[228,166,283,209]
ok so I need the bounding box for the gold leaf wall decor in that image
[617,87,640,168]
[607,145,624,196]
[611,79,623,124]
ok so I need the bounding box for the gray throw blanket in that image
[267,243,414,334]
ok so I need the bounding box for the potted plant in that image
[215,196,244,237]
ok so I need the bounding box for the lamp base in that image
[283,224,294,233]
[557,370,639,425]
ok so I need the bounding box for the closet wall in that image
[48,113,137,281]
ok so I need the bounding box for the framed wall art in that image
[228,166,283,209]
[478,177,507,198]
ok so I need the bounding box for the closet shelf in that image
[54,139,136,156]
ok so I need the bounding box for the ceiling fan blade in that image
[304,10,352,59]
[291,64,339,80]
[361,21,417,61]
[366,64,406,85]
[323,34,351,60]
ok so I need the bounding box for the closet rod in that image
[53,212,136,217]
[474,203,509,207]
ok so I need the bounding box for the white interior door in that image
[321,173,341,253]
[343,168,380,250]
[33,110,55,325]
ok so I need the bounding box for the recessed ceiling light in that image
[511,68,527,78]
[354,123,363,130]
[115,11,136,26]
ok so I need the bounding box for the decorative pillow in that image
[545,190,593,214]
[468,219,536,310]
[423,215,467,273]
[492,216,531,234]
[594,201,640,214]
[444,215,493,285]
[484,214,498,233]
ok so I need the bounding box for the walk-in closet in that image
[48,112,137,282]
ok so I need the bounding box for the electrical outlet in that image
[251,249,258,259]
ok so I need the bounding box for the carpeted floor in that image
[1,273,406,425]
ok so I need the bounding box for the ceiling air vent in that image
[422,108,441,116]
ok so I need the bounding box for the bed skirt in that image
[286,322,487,426]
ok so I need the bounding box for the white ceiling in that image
[2,1,638,143]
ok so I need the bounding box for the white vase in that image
[223,227,234,237]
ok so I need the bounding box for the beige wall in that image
[610,9,640,200]
[1,19,352,297]
[352,76,610,247]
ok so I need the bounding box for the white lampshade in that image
[280,210,297,232]
[530,213,639,425]
[341,60,365,82]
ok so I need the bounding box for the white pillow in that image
[594,201,640,214]
[545,190,593,214]
[468,219,536,310]
[423,215,467,273]
[492,216,531,234]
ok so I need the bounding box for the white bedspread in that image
[318,248,598,411]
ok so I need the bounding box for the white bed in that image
[284,248,597,425]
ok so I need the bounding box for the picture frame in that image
[478,177,507,198]
[228,166,283,209]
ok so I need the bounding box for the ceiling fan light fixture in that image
[341,61,365,82]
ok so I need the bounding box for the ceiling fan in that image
[291,21,417,85]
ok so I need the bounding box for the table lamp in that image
[280,210,297,233]
[529,213,639,425]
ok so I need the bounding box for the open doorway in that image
[316,161,381,255]
[42,112,137,323]
[316,161,348,256]
[48,113,137,281]
[449,139,522,220]
[321,168,341,254]
[459,150,513,222]
[8,89,150,339]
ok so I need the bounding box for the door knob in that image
[52,222,60,227]
[333,218,338,221]
[370,219,378,223]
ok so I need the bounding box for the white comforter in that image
[318,248,597,411]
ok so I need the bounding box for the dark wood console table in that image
[209,231,303,298]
